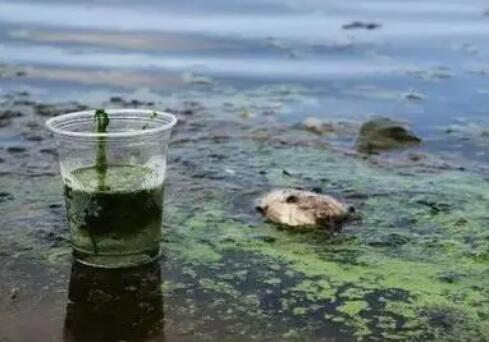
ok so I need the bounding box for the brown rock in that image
[356,117,421,154]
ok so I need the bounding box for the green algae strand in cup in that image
[46,109,177,268]
[93,109,110,191]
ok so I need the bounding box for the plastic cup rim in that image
[45,108,177,139]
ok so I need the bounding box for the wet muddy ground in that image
[2,91,489,342]
[1,0,489,341]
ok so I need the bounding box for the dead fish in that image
[257,189,352,231]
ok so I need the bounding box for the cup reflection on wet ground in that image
[64,260,164,342]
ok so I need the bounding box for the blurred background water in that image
[1,0,489,160]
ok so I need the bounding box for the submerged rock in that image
[0,110,23,120]
[7,146,27,154]
[402,89,427,101]
[301,117,359,137]
[437,271,464,284]
[34,102,89,117]
[0,192,14,202]
[356,117,421,154]
[108,96,155,107]
[0,110,22,127]
[257,189,351,231]
[367,233,411,247]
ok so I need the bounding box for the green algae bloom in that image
[94,109,110,191]
[4,108,489,341]
[160,140,489,341]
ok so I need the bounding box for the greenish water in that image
[64,165,163,267]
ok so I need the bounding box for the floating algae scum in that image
[158,133,489,342]
[46,109,176,268]
[1,95,489,341]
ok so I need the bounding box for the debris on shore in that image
[302,117,334,135]
[257,189,351,231]
[9,288,19,300]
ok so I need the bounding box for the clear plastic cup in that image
[46,109,177,268]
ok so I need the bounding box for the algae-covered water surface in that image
[3,103,489,341]
[1,0,489,341]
